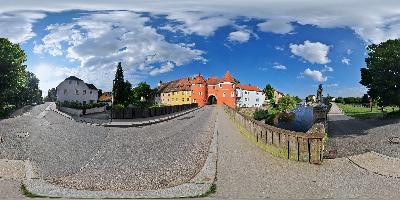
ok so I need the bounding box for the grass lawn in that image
[337,103,400,119]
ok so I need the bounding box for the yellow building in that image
[159,77,194,106]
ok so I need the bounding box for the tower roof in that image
[219,71,235,83]
[194,73,206,84]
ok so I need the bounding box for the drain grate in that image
[389,137,400,144]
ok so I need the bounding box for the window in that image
[232,84,234,88]
[245,98,248,101]
[83,101,86,105]
[83,90,86,95]
[75,90,79,95]
[64,89,67,95]
[256,98,259,102]
[231,92,234,97]
[223,92,226,97]
[219,84,222,88]
[182,92,184,95]
[182,98,184,102]
[168,93,170,96]
[245,91,248,94]
[187,98,190,101]
[90,91,92,94]
[69,80,71,84]
[213,86,216,89]
[77,81,79,85]
[90,100,94,104]
[199,92,202,95]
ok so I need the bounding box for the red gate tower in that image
[191,73,207,106]
[216,71,236,108]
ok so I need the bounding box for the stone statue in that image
[316,84,323,103]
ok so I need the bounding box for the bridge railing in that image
[224,105,326,164]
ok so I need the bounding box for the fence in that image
[112,103,198,119]
[224,105,326,164]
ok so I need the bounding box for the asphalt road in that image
[0,103,215,191]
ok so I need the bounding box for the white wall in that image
[56,79,98,104]
[236,88,265,107]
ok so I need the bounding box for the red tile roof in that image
[236,84,262,92]
[219,71,235,83]
[194,73,206,84]
[206,77,219,85]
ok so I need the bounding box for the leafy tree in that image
[112,62,126,105]
[98,89,103,99]
[276,95,297,112]
[362,94,370,104]
[0,38,28,108]
[131,82,153,107]
[293,96,302,104]
[18,72,42,105]
[46,88,57,102]
[253,109,269,120]
[360,39,400,107]
[335,97,345,104]
[263,84,275,106]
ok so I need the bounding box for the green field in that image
[337,103,400,119]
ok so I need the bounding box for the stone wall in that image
[112,103,198,119]
[224,105,326,164]
[59,107,83,116]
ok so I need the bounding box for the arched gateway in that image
[208,95,217,105]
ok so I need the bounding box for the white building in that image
[236,84,265,107]
[56,76,98,104]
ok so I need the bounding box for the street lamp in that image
[110,79,115,122]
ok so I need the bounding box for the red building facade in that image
[191,71,237,108]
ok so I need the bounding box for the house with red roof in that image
[156,71,264,108]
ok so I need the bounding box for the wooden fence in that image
[112,103,198,119]
[224,105,326,164]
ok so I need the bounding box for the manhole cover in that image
[389,137,400,144]
[16,132,29,139]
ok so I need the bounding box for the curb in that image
[103,107,201,127]
[51,106,201,128]
[21,107,218,199]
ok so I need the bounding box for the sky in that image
[1,0,400,98]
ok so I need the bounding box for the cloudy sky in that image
[2,0,400,97]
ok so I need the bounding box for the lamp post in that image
[111,79,115,122]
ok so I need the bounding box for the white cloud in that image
[346,49,353,55]
[228,30,250,43]
[275,46,284,51]
[2,1,400,43]
[257,19,294,34]
[303,68,327,82]
[341,57,351,65]
[272,63,287,70]
[289,40,330,64]
[30,63,75,96]
[321,65,334,72]
[0,11,45,43]
[327,83,339,87]
[34,11,206,91]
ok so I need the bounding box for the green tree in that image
[263,84,275,106]
[112,62,126,105]
[293,96,302,104]
[360,39,400,107]
[18,72,42,105]
[0,38,28,108]
[131,82,153,107]
[276,95,297,112]
[46,88,57,102]
[362,94,370,104]
[98,89,103,99]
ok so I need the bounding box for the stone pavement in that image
[209,106,400,199]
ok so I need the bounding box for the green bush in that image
[253,109,269,120]
[0,105,16,118]
[56,101,106,109]
[113,104,125,109]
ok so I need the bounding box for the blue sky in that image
[1,1,400,98]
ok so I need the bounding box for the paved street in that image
[211,107,400,199]
[1,104,400,199]
[327,102,400,158]
[0,104,215,192]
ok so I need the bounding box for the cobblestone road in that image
[0,104,215,191]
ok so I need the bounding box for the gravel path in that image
[211,107,400,199]
[1,103,216,192]
[327,103,400,158]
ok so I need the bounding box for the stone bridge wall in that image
[224,105,326,164]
